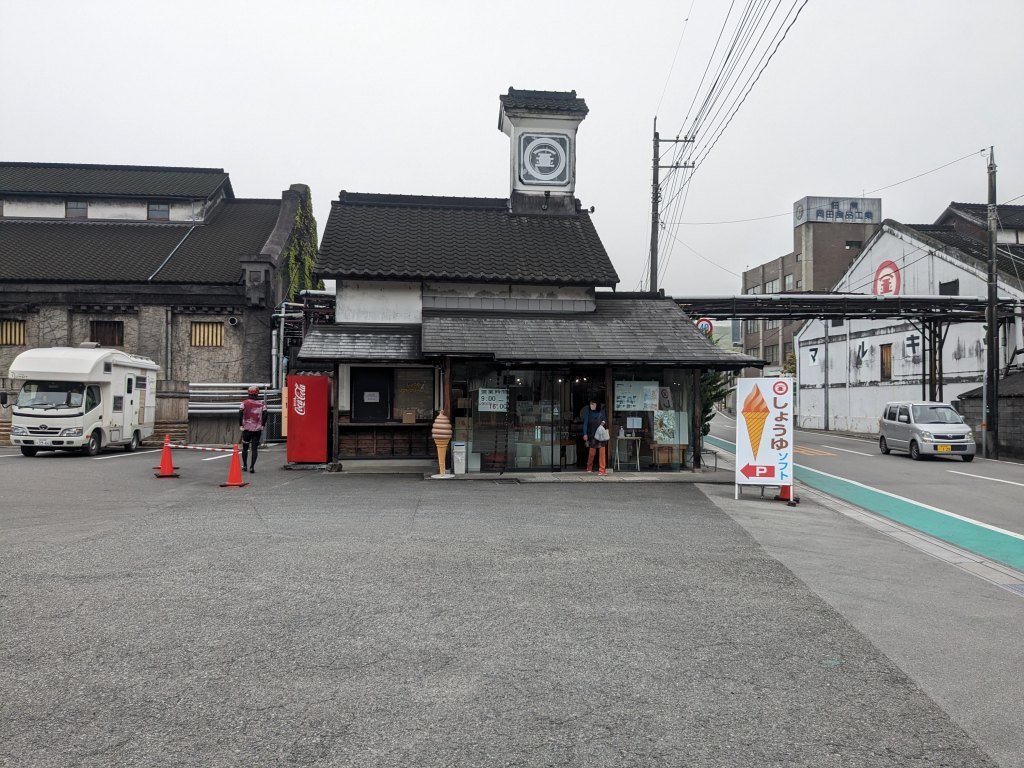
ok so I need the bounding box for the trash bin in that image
[452,441,467,474]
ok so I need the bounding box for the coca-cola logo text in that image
[293,382,307,416]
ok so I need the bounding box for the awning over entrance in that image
[423,297,760,369]
[297,323,423,363]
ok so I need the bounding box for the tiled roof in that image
[297,324,422,362]
[942,202,1024,229]
[316,192,618,286]
[0,199,281,284]
[0,162,231,199]
[499,88,589,117]
[959,369,1024,399]
[905,224,1024,289]
[421,297,761,368]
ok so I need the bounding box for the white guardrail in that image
[187,383,283,415]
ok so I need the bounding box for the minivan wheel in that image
[20,447,37,457]
[909,441,922,461]
[962,454,975,463]
[82,430,101,457]
[879,436,890,455]
[124,431,140,452]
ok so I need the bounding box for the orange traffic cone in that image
[774,484,799,506]
[220,444,249,488]
[154,434,179,478]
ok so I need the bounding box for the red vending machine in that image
[285,375,330,464]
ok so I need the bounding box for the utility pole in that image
[985,147,999,459]
[649,118,693,293]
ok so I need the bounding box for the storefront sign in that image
[735,378,794,490]
[478,388,508,413]
[363,391,380,403]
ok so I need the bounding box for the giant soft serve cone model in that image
[431,412,453,476]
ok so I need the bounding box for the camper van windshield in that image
[16,381,85,409]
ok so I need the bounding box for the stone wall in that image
[956,396,1024,459]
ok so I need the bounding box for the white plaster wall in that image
[337,364,350,413]
[88,200,148,220]
[2,198,64,218]
[335,281,421,324]
[170,201,203,221]
[796,228,1024,432]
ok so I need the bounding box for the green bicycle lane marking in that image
[704,434,1024,572]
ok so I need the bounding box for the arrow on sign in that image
[740,463,776,479]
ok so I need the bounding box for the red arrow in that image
[740,463,776,479]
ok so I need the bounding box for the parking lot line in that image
[93,449,161,461]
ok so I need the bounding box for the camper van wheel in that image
[20,447,37,457]
[82,431,101,457]
[124,432,140,452]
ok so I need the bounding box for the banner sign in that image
[735,378,794,488]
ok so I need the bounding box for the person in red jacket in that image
[239,386,268,473]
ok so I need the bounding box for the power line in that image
[654,1,697,117]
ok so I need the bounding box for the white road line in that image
[824,445,874,457]
[203,453,233,462]
[806,433,873,443]
[947,470,1024,488]
[0,454,23,458]
[93,449,161,461]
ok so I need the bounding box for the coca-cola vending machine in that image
[286,375,329,464]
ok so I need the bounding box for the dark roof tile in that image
[298,324,422,362]
[499,88,589,117]
[0,199,281,284]
[0,161,231,199]
[316,193,618,286]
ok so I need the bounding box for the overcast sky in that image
[2,0,1021,296]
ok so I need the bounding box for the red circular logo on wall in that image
[873,260,901,296]
[772,380,789,395]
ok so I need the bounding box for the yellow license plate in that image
[936,444,952,452]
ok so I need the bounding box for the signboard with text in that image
[478,388,508,413]
[735,377,794,489]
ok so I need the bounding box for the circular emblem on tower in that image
[519,133,570,186]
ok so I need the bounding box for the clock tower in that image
[498,88,588,216]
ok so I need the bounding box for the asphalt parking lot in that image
[0,445,1015,767]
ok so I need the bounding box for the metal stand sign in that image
[735,378,794,501]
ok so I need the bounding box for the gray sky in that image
[2,0,1021,296]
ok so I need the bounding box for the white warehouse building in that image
[795,202,1024,433]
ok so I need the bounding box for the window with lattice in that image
[0,319,26,346]
[90,320,123,347]
[191,321,224,347]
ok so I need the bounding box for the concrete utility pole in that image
[649,118,693,294]
[985,147,999,459]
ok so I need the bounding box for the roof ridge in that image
[0,161,226,174]
[336,191,509,210]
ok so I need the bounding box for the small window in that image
[191,321,224,347]
[746,319,759,333]
[113,396,124,413]
[831,317,843,327]
[85,386,101,412]
[897,405,910,423]
[764,278,780,294]
[66,201,88,219]
[796,279,803,289]
[884,405,897,421]
[745,347,758,357]
[90,320,124,347]
[880,343,892,381]
[784,274,794,290]
[103,362,112,373]
[0,319,26,346]
[148,202,170,221]
[765,319,780,330]
[939,279,959,296]
[845,240,862,250]
[764,346,779,364]
[135,376,147,390]
[783,341,794,357]
[126,377,133,394]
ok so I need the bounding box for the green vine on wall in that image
[284,186,322,301]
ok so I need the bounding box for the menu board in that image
[614,380,660,411]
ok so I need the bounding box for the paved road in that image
[709,412,1024,538]
[1,445,1019,766]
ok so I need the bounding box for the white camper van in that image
[3,344,159,457]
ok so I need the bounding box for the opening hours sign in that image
[734,378,794,497]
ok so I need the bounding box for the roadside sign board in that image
[735,378,794,490]
[695,317,714,336]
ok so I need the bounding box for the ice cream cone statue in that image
[741,385,770,460]
[431,412,453,476]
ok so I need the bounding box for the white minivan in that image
[878,401,976,462]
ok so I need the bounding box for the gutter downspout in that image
[148,226,196,282]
